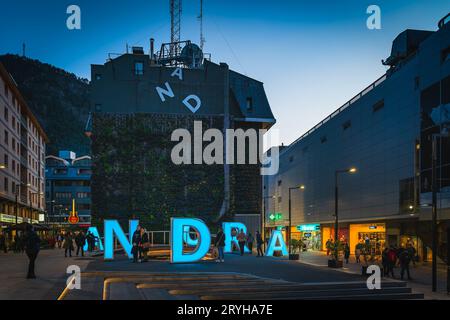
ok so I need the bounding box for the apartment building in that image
[0,62,48,227]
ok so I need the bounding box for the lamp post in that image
[334,168,357,244]
[262,195,275,252]
[431,130,449,292]
[288,185,305,256]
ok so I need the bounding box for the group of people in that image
[131,225,150,263]
[382,244,416,280]
[213,228,265,263]
[60,231,98,258]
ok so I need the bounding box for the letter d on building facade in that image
[171,218,211,263]
[104,220,139,260]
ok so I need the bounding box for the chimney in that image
[150,38,155,62]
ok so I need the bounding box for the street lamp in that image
[288,185,306,256]
[431,129,449,292]
[334,168,357,244]
[262,195,276,252]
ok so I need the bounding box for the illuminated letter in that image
[156,82,175,102]
[171,67,183,80]
[104,220,139,260]
[171,218,211,263]
[83,226,104,251]
[182,95,202,113]
[265,230,288,257]
[223,222,251,253]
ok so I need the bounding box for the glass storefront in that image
[349,223,386,255]
[292,224,322,251]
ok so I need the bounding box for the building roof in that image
[0,62,49,142]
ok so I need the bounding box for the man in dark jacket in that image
[75,231,86,257]
[214,226,226,263]
[131,225,142,263]
[256,231,264,257]
[24,225,40,279]
[399,247,412,280]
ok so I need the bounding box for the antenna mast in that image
[198,0,205,50]
[170,0,182,57]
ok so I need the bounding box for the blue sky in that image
[0,0,448,146]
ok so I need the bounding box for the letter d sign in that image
[171,218,211,263]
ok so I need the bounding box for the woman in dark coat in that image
[24,225,41,279]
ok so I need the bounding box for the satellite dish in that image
[180,43,204,68]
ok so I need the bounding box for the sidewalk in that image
[297,251,450,300]
[0,249,92,300]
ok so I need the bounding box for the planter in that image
[289,253,300,260]
[328,259,343,268]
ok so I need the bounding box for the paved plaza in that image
[2,248,449,300]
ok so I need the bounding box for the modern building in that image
[88,41,275,231]
[0,62,48,227]
[45,151,92,227]
[263,15,450,261]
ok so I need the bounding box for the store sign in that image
[297,224,320,232]
[269,213,283,222]
[0,214,23,224]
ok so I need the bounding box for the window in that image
[95,74,102,80]
[134,62,144,75]
[342,120,351,130]
[246,97,253,111]
[77,192,90,199]
[277,180,282,186]
[442,46,450,63]
[4,177,8,192]
[4,84,8,98]
[372,100,384,112]
[4,106,8,120]
[3,154,8,168]
[55,192,72,199]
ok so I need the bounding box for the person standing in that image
[214,226,226,263]
[407,243,417,267]
[382,247,389,276]
[139,227,148,262]
[386,246,397,278]
[131,225,142,263]
[247,233,254,254]
[256,231,264,257]
[0,233,7,253]
[75,231,86,257]
[326,239,332,256]
[344,242,350,264]
[57,233,63,249]
[63,232,74,258]
[24,225,40,279]
[399,247,412,280]
[237,229,247,256]
[355,243,362,264]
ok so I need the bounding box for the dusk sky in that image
[1,0,448,146]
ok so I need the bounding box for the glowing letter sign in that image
[104,220,139,260]
[171,218,211,263]
[266,230,288,257]
[222,222,250,254]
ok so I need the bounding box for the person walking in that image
[75,231,86,257]
[63,232,74,258]
[237,229,247,256]
[382,247,389,276]
[326,239,332,256]
[355,243,362,263]
[23,225,40,279]
[344,242,350,264]
[247,233,254,254]
[214,226,226,263]
[386,246,397,278]
[399,246,412,280]
[139,227,149,262]
[57,233,63,249]
[256,231,264,257]
[0,233,7,253]
[131,225,142,263]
